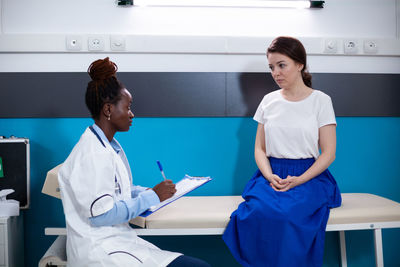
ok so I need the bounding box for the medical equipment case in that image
[0,137,30,209]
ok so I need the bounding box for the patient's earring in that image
[107,114,111,121]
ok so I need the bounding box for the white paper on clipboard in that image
[141,174,211,217]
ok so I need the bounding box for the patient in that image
[223,36,342,267]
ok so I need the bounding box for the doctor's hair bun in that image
[88,57,118,82]
[85,57,125,119]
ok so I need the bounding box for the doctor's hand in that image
[152,180,177,202]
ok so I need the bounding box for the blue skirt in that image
[222,158,341,267]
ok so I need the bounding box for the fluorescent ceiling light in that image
[133,0,324,8]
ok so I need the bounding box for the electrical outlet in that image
[344,40,359,54]
[110,35,126,51]
[88,36,105,51]
[66,35,82,51]
[324,39,338,54]
[363,40,378,54]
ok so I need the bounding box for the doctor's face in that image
[110,88,134,132]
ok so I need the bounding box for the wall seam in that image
[0,0,3,34]
[397,0,400,38]
[224,72,228,116]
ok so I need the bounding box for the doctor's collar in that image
[91,124,122,154]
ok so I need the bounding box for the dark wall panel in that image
[227,73,400,117]
[119,72,226,117]
[0,72,399,117]
[0,73,89,117]
[226,73,277,116]
[313,73,400,116]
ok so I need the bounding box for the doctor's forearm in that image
[131,185,149,198]
[89,201,129,227]
[124,190,159,219]
[90,190,159,227]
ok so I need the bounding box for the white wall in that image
[0,0,399,73]
[1,0,397,37]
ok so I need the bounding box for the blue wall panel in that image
[0,117,399,266]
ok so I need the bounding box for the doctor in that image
[58,57,210,267]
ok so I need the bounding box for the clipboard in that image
[140,174,212,217]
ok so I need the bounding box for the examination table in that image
[39,165,400,267]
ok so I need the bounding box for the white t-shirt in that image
[253,89,336,159]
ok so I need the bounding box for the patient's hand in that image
[268,174,288,191]
[272,175,304,192]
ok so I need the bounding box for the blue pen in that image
[156,161,167,181]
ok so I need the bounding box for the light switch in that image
[111,35,126,51]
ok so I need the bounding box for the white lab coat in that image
[58,128,181,267]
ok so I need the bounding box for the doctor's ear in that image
[102,103,112,121]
